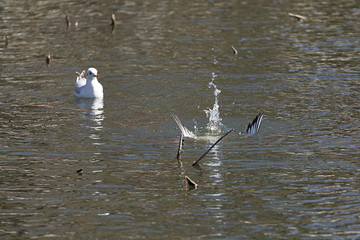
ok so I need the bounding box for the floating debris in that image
[231,45,238,55]
[240,113,264,135]
[76,169,83,173]
[65,12,71,27]
[184,175,197,190]
[46,53,51,66]
[192,128,233,167]
[288,13,307,21]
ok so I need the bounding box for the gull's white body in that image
[74,68,103,98]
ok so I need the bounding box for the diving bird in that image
[173,113,264,138]
[172,114,197,139]
[239,113,263,135]
[74,67,104,98]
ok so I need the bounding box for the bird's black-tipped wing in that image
[240,113,264,135]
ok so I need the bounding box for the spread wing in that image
[172,114,197,139]
[240,113,263,135]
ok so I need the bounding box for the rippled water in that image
[1,0,360,239]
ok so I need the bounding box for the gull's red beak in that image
[94,74,98,77]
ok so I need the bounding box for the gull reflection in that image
[75,97,104,132]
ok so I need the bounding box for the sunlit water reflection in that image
[75,97,105,132]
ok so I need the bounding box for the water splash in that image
[204,71,223,134]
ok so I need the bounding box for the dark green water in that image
[1,0,360,239]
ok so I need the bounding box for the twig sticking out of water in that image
[110,14,116,27]
[65,12,71,27]
[176,133,184,160]
[231,45,238,55]
[110,14,116,33]
[4,35,8,46]
[46,53,51,66]
[192,128,233,166]
[184,175,198,190]
[288,13,307,21]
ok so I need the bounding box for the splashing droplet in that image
[204,71,223,134]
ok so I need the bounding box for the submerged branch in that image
[192,128,233,166]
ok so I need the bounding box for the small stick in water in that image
[10,104,52,108]
[46,53,51,66]
[65,12,71,27]
[231,45,238,55]
[192,129,233,166]
[288,13,307,21]
[4,35,8,45]
[110,14,116,27]
[176,133,184,160]
[184,175,198,190]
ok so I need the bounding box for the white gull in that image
[74,67,103,98]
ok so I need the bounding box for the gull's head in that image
[86,67,98,80]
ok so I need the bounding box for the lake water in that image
[1,0,360,239]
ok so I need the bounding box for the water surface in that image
[1,0,360,239]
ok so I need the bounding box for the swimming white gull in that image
[74,67,103,98]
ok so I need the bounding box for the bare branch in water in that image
[10,104,52,108]
[231,45,238,55]
[184,175,197,190]
[110,14,116,26]
[65,12,71,27]
[192,129,233,166]
[4,35,8,45]
[176,134,184,160]
[46,53,51,66]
